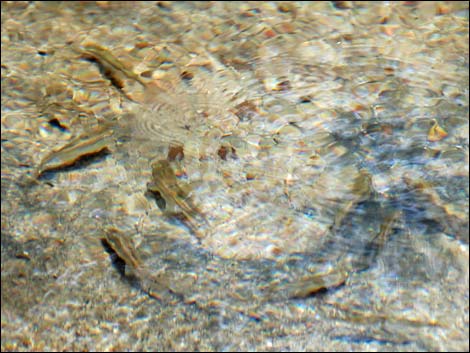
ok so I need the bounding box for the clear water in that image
[1,2,468,351]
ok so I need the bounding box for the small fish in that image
[33,126,114,179]
[333,169,372,229]
[428,119,448,142]
[147,160,207,238]
[103,226,142,272]
[372,210,399,249]
[80,43,148,88]
[102,226,173,301]
[404,175,467,237]
[282,268,349,299]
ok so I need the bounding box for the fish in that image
[33,126,114,179]
[80,43,148,88]
[147,159,208,239]
[281,268,349,299]
[103,226,142,272]
[427,119,448,142]
[332,169,373,229]
[102,226,174,301]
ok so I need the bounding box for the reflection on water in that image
[1,1,468,351]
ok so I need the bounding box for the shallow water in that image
[1,1,469,351]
